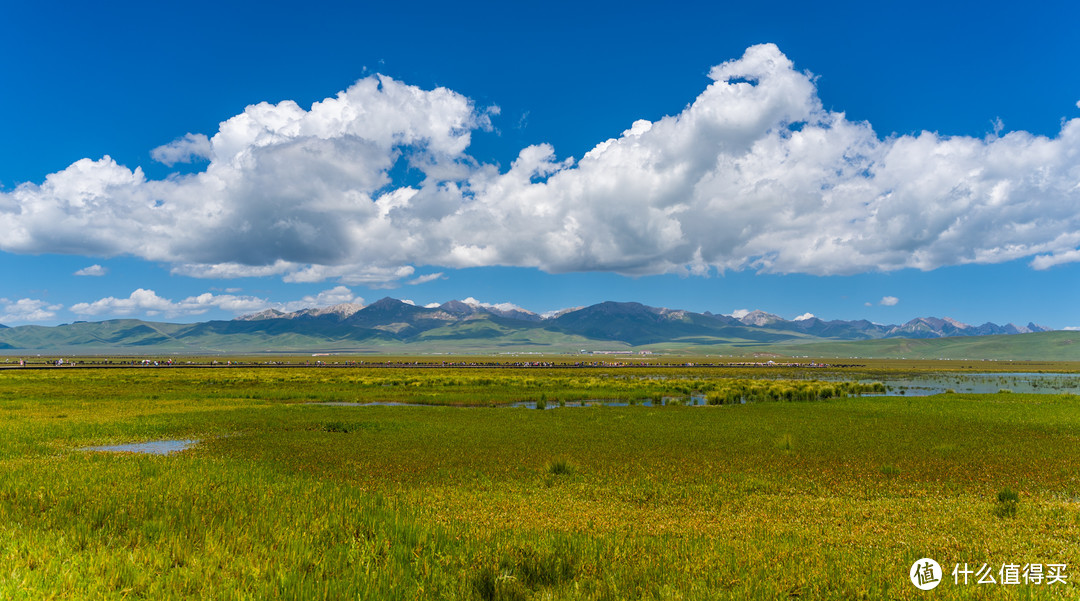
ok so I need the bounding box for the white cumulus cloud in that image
[69,286,365,319]
[283,265,416,286]
[408,272,444,285]
[170,260,295,279]
[151,133,212,166]
[70,288,267,318]
[1030,248,1080,270]
[880,296,900,306]
[279,286,363,312]
[2,45,1080,282]
[462,297,529,314]
[0,298,62,323]
[793,312,815,321]
[74,264,107,276]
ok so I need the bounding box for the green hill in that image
[759,331,1080,361]
[0,300,1073,361]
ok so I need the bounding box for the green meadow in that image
[1,365,1079,599]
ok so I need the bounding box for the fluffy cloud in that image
[278,286,363,312]
[74,264,107,276]
[170,260,294,279]
[880,296,900,306]
[69,286,364,319]
[461,297,529,314]
[173,261,419,287]
[151,133,212,166]
[3,45,1080,281]
[282,265,416,286]
[69,288,268,318]
[408,272,444,285]
[1031,248,1080,270]
[793,312,815,321]
[0,298,62,323]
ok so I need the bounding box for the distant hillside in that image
[0,298,1065,359]
[545,301,793,346]
[761,331,1080,362]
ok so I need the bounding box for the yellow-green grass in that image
[1,367,1079,599]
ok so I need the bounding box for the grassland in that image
[1,365,1079,599]
[756,331,1080,362]
[2,318,1076,361]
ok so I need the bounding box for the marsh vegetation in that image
[1,364,1078,598]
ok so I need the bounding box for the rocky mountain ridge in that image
[234,298,1052,340]
[0,298,1056,354]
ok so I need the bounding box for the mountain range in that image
[0,298,1061,358]
[235,299,1051,339]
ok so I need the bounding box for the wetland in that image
[1,359,1078,599]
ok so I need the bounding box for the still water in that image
[302,373,1079,410]
[845,372,1080,396]
[83,439,199,455]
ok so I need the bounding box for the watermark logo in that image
[909,559,1068,590]
[953,562,1068,586]
[911,558,943,590]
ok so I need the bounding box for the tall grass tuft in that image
[473,544,578,601]
[994,488,1020,518]
[879,464,900,479]
[471,566,528,601]
[546,458,575,476]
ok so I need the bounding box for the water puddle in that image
[509,395,711,409]
[848,372,1080,397]
[83,439,199,455]
[300,373,1080,409]
[311,401,415,407]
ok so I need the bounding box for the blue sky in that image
[1,0,1078,328]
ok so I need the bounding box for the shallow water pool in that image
[83,439,199,455]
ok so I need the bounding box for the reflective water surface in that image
[84,439,199,455]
